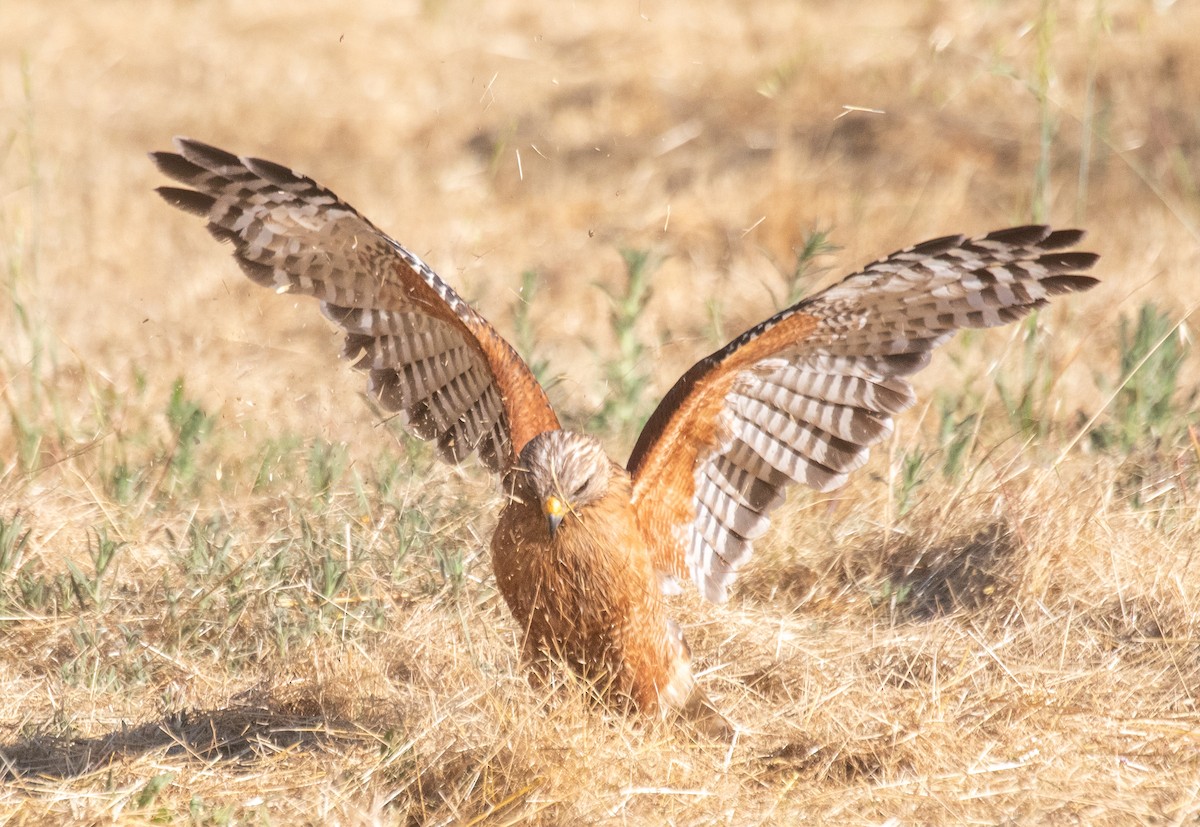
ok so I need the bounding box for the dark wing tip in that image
[155,186,214,217]
[150,150,207,184]
[174,136,242,169]
[242,156,302,188]
[148,149,176,169]
[1040,228,1086,249]
[980,226,1089,253]
[1037,251,1101,272]
[982,225,1051,245]
[233,254,275,286]
[1041,274,1101,295]
[908,232,968,257]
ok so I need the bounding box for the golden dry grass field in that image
[2,0,1200,823]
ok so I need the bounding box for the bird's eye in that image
[570,479,590,499]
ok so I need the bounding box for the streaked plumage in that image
[153,138,1098,733]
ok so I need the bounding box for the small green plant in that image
[12,568,69,613]
[756,56,803,99]
[183,514,234,580]
[511,269,551,385]
[305,519,349,607]
[135,771,174,810]
[3,65,54,475]
[873,577,914,613]
[1090,302,1195,452]
[60,624,112,690]
[783,226,838,308]
[483,119,519,179]
[705,294,726,348]
[93,366,155,505]
[252,434,303,492]
[7,407,42,474]
[307,438,349,500]
[434,544,466,593]
[164,379,212,490]
[4,234,51,473]
[189,797,235,826]
[896,447,929,517]
[0,512,31,582]
[106,461,146,506]
[1075,2,1113,221]
[66,526,126,610]
[590,247,657,434]
[937,401,978,482]
[994,315,1057,440]
[891,400,979,519]
[388,508,428,582]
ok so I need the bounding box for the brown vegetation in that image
[2,0,1198,822]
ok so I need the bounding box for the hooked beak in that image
[544,494,567,537]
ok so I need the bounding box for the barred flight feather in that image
[153,136,557,473]
[701,454,786,514]
[630,224,1098,603]
[741,377,891,444]
[764,366,914,415]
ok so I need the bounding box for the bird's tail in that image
[659,618,734,738]
[677,682,734,740]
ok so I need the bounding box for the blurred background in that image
[3,0,1196,464]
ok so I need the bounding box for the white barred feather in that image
[153,137,514,473]
[662,226,1098,602]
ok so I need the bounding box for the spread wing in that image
[152,137,559,473]
[628,226,1099,602]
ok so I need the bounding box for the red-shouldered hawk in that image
[153,138,1098,736]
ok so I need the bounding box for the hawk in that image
[152,138,1098,734]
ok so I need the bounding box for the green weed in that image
[307,439,349,500]
[511,269,552,385]
[993,315,1058,440]
[1090,302,1195,453]
[434,545,466,593]
[302,516,349,607]
[9,568,68,613]
[0,512,31,582]
[589,247,657,434]
[252,434,303,493]
[1075,2,1113,221]
[181,514,235,581]
[937,403,979,482]
[66,526,125,610]
[3,216,46,474]
[135,772,175,812]
[106,462,145,506]
[388,508,429,583]
[782,226,837,309]
[164,379,212,492]
[892,398,983,522]
[188,797,235,826]
[896,447,929,518]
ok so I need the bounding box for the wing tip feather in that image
[155,186,213,217]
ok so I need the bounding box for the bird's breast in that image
[492,487,660,630]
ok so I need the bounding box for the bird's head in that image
[516,430,612,538]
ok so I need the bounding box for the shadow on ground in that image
[0,700,374,782]
[741,521,1018,621]
[869,522,1017,621]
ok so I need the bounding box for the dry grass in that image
[2,0,1200,823]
